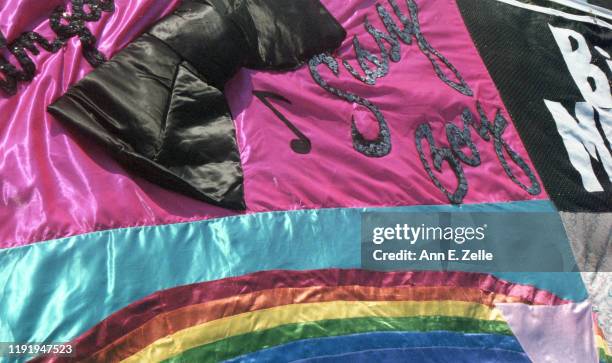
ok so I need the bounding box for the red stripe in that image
[34,269,568,362]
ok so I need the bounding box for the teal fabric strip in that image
[0,200,586,347]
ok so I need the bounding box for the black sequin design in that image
[416,122,468,204]
[0,0,114,96]
[340,0,473,95]
[308,0,474,158]
[407,0,472,96]
[477,104,541,196]
[416,103,542,204]
[445,109,481,167]
[309,53,392,157]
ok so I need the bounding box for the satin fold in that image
[48,0,346,210]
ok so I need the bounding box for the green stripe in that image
[164,316,512,363]
[600,349,612,363]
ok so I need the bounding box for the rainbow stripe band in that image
[124,300,505,362]
[93,285,515,362]
[163,317,514,363]
[43,269,569,362]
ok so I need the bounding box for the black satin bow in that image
[49,0,346,210]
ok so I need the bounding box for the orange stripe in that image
[89,285,523,362]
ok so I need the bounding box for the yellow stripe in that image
[122,300,503,363]
[596,334,611,356]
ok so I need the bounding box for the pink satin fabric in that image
[0,0,223,248]
[228,0,547,212]
[0,0,547,248]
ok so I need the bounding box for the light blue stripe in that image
[0,200,586,349]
